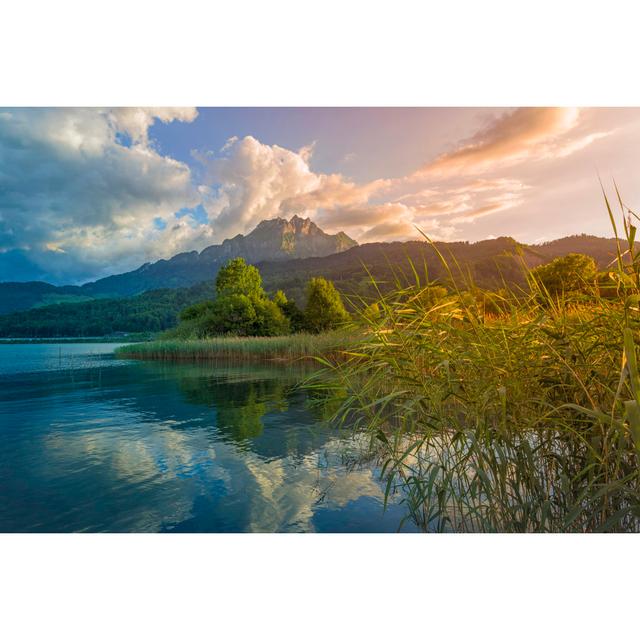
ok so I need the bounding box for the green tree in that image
[272,289,288,308]
[303,277,350,333]
[530,253,597,296]
[215,257,263,297]
[207,293,257,335]
[282,299,305,332]
[179,300,217,321]
[272,289,305,332]
[172,260,291,337]
[251,296,290,336]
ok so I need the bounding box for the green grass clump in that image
[116,331,350,363]
[307,186,640,532]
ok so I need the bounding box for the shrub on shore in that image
[529,252,597,296]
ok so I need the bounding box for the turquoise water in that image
[0,344,414,532]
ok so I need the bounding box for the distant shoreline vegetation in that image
[116,332,350,363]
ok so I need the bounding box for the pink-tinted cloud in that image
[282,173,390,213]
[360,215,456,243]
[315,202,409,229]
[418,107,609,177]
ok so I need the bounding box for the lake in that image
[0,343,414,532]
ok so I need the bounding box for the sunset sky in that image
[1,107,639,284]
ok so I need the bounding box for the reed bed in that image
[116,331,350,362]
[307,188,640,532]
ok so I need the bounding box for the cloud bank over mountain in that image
[196,108,611,245]
[0,106,629,283]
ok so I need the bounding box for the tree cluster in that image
[172,258,350,338]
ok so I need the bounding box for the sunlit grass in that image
[306,185,640,532]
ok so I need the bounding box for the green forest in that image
[0,282,215,337]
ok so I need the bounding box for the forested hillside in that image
[0,282,215,337]
[0,233,624,337]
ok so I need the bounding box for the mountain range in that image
[0,216,357,314]
[0,216,625,337]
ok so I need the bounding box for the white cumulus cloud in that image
[0,107,209,282]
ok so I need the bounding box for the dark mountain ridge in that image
[78,215,357,296]
[0,233,626,338]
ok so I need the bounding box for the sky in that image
[1,107,640,285]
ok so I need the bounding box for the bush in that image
[251,296,290,336]
[530,253,597,296]
[207,293,257,335]
[171,260,348,338]
[171,259,293,337]
[272,290,288,308]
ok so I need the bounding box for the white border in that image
[1,1,640,106]
[1,534,638,639]
[2,1,640,638]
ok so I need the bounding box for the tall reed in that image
[308,186,640,532]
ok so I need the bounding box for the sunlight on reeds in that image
[306,184,640,532]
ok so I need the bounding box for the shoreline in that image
[115,332,351,363]
[0,337,150,344]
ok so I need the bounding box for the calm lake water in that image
[0,343,414,532]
